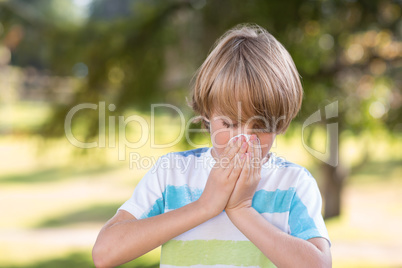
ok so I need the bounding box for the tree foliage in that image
[1,0,400,137]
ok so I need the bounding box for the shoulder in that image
[269,153,313,178]
[161,147,211,164]
[153,147,209,164]
[263,153,317,190]
[152,147,212,172]
[169,147,210,158]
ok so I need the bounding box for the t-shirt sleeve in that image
[118,155,167,220]
[288,172,331,247]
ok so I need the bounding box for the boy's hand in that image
[197,136,248,218]
[225,135,268,213]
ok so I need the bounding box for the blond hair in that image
[188,23,303,134]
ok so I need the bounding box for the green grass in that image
[35,203,122,228]
[0,164,121,185]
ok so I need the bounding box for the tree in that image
[1,0,401,218]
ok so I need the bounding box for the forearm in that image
[94,200,212,268]
[226,208,330,268]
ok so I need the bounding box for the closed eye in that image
[222,121,238,128]
[222,120,270,133]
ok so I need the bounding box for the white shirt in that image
[119,147,331,267]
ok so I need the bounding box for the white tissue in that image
[228,134,259,144]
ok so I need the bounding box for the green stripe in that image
[160,239,275,267]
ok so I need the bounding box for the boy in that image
[93,24,332,268]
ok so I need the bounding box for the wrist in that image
[193,198,220,219]
[225,206,255,219]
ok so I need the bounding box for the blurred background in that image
[0,0,401,267]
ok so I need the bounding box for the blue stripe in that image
[173,147,209,158]
[143,187,300,217]
[141,197,165,219]
[165,184,203,210]
[252,188,320,240]
[251,189,295,213]
[142,185,320,241]
[141,185,203,218]
[288,192,319,239]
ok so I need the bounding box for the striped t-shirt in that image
[119,147,331,267]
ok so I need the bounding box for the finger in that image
[249,136,255,178]
[251,136,261,179]
[213,137,235,170]
[226,135,248,175]
[239,152,251,183]
[250,144,256,183]
[243,143,252,183]
[220,136,245,175]
[238,135,249,155]
[220,136,243,162]
[256,135,262,160]
[236,136,249,165]
[222,136,239,155]
[217,138,240,171]
[250,135,263,177]
[228,150,247,181]
[230,135,249,161]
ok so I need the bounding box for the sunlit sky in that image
[72,0,92,8]
[71,0,93,19]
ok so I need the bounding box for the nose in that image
[230,133,260,145]
[238,126,259,140]
[229,133,253,144]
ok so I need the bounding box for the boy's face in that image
[208,113,276,160]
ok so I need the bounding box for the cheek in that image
[210,127,276,158]
[258,134,275,157]
[211,129,231,155]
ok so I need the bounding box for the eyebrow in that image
[222,119,266,128]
